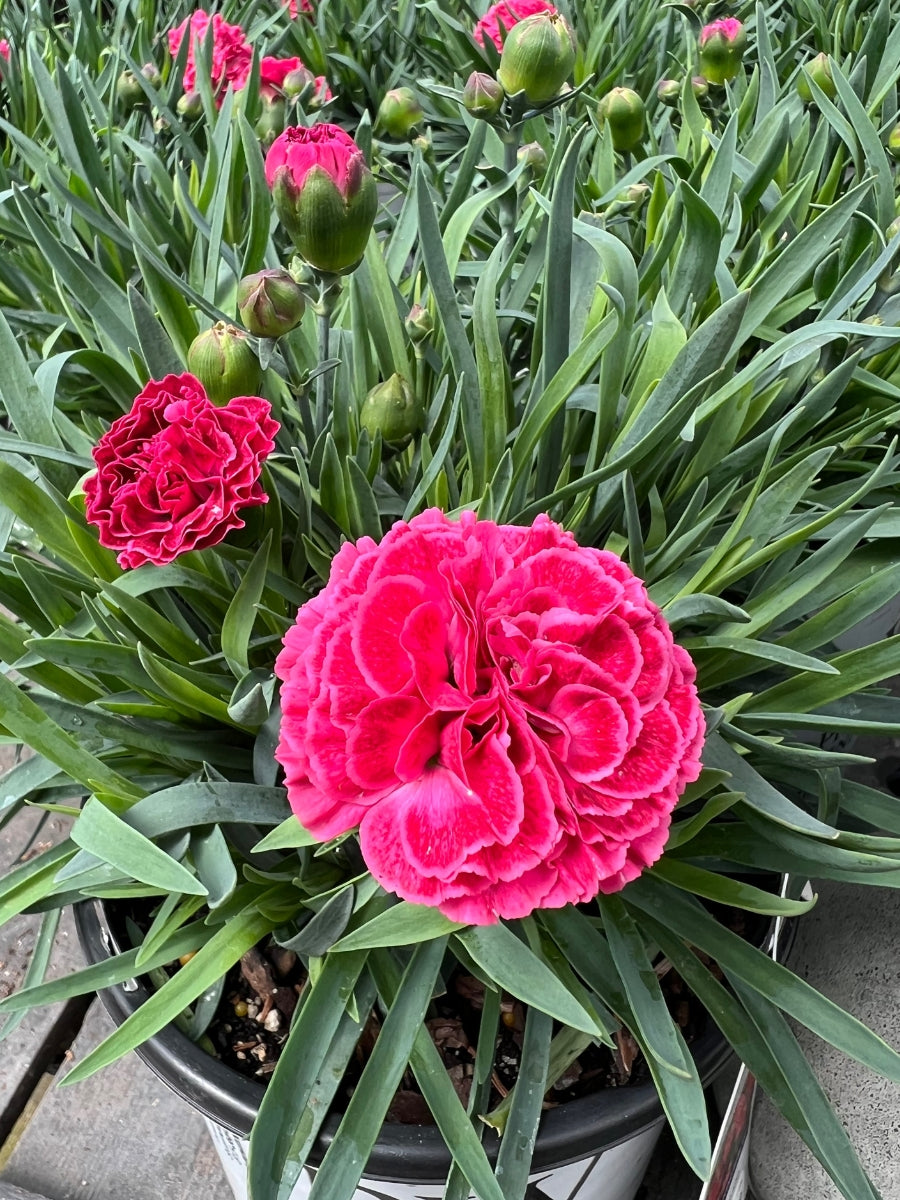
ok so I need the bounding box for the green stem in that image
[499,128,521,292]
[315,306,331,432]
[313,273,341,433]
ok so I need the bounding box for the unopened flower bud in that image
[619,182,650,208]
[187,322,262,405]
[887,216,900,241]
[140,61,162,89]
[657,78,680,106]
[405,304,433,345]
[177,90,203,119]
[597,87,645,153]
[116,70,144,111]
[517,140,548,176]
[359,374,423,447]
[691,76,710,102]
[265,124,377,274]
[376,87,424,139]
[497,11,575,105]
[698,18,747,86]
[889,126,900,162]
[237,269,306,338]
[463,71,505,119]
[797,52,836,103]
[283,65,315,98]
[255,96,286,149]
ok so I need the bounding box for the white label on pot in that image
[205,1116,664,1200]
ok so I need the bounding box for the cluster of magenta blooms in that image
[65,0,728,924]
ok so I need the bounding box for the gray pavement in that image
[749,879,900,1200]
[0,1001,231,1200]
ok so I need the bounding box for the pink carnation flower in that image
[0,40,9,63]
[168,10,252,101]
[84,373,278,570]
[285,0,314,17]
[699,16,744,44]
[473,0,558,51]
[275,511,704,924]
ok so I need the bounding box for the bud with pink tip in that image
[265,124,378,274]
[463,71,505,119]
[698,18,747,86]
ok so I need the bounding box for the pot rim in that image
[73,897,737,1182]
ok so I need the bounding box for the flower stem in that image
[499,128,521,300]
[313,273,341,433]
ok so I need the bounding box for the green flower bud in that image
[359,374,423,447]
[887,216,900,241]
[237,269,306,338]
[597,87,646,153]
[497,12,575,106]
[116,71,144,111]
[691,75,710,102]
[117,62,160,112]
[889,125,900,162]
[657,78,680,106]
[140,61,162,90]
[462,71,505,119]
[176,90,203,120]
[797,53,836,104]
[405,304,433,345]
[266,125,378,275]
[187,322,262,406]
[255,96,286,149]
[698,18,747,86]
[376,86,424,139]
[283,66,315,99]
[517,140,548,176]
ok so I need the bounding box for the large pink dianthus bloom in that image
[168,11,252,100]
[473,0,558,51]
[275,511,704,924]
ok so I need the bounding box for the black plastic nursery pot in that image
[74,896,739,1185]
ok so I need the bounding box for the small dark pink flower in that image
[285,0,314,17]
[473,0,558,51]
[168,11,252,103]
[0,40,10,63]
[275,511,705,924]
[84,373,278,570]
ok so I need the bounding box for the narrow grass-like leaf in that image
[306,939,448,1200]
[651,858,817,916]
[701,732,839,837]
[625,875,900,1084]
[0,670,141,800]
[598,894,692,1078]
[221,533,272,679]
[455,924,602,1036]
[72,798,206,896]
[0,919,213,1013]
[334,902,464,951]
